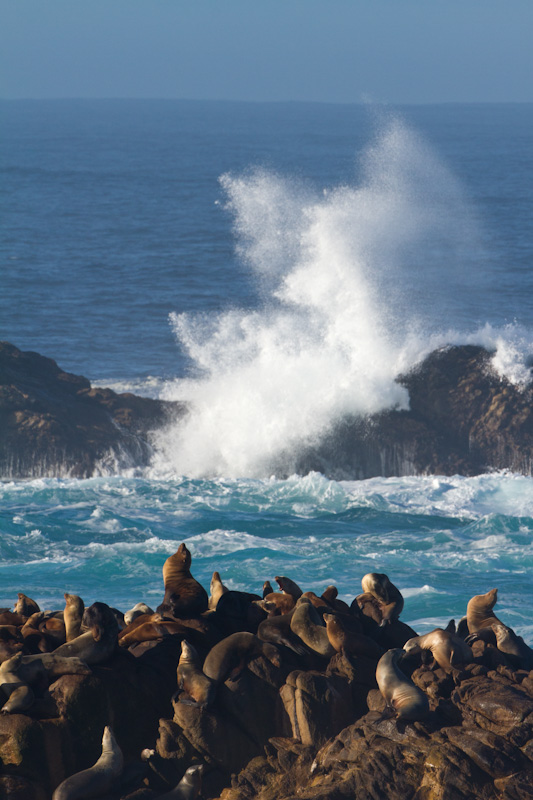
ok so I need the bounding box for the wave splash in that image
[151,116,529,479]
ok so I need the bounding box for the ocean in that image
[1,100,532,638]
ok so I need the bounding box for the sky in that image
[1,0,532,104]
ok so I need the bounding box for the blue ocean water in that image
[1,101,532,638]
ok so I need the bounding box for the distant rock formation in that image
[296,345,533,479]
[1,341,533,480]
[0,342,184,479]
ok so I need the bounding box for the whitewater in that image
[1,100,532,637]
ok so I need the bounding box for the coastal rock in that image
[0,341,183,478]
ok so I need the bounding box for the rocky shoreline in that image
[2,341,533,481]
[1,551,533,800]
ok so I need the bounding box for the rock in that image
[0,341,183,478]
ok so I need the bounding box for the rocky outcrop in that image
[2,341,533,480]
[296,345,533,478]
[0,342,184,478]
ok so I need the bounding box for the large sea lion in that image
[290,599,335,658]
[466,588,501,634]
[203,632,280,684]
[403,628,473,672]
[160,543,208,618]
[14,593,40,617]
[376,648,429,721]
[275,576,303,599]
[177,640,216,707]
[361,573,404,625]
[52,726,123,800]
[0,652,90,714]
[491,621,533,669]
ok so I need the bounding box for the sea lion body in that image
[403,628,473,671]
[492,622,533,669]
[161,543,208,618]
[323,613,382,659]
[290,600,335,658]
[275,576,303,599]
[257,609,308,656]
[64,594,85,642]
[52,726,123,800]
[0,652,89,714]
[54,602,118,664]
[177,640,216,707]
[466,588,501,634]
[376,648,429,721]
[208,571,228,611]
[361,573,404,625]
[262,592,295,615]
[203,632,280,684]
[15,593,40,617]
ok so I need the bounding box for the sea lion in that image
[257,609,308,656]
[354,592,383,626]
[208,571,228,611]
[466,588,501,634]
[0,627,24,665]
[403,628,473,672]
[0,611,27,627]
[262,581,274,598]
[160,543,208,618]
[321,585,352,614]
[323,612,383,660]
[203,632,281,684]
[177,640,216,707]
[491,621,533,670]
[52,725,123,800]
[361,573,404,625]
[64,593,85,642]
[275,576,303,599]
[157,763,204,800]
[261,592,296,615]
[376,648,430,721]
[123,602,154,626]
[14,593,40,617]
[0,652,90,713]
[119,619,193,647]
[290,599,335,658]
[214,590,266,634]
[54,602,118,664]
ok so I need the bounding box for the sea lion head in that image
[176,543,192,569]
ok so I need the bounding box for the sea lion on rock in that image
[323,612,383,660]
[214,590,265,634]
[0,652,90,713]
[14,593,40,617]
[261,592,296,615]
[54,602,118,664]
[160,543,208,618]
[290,599,335,658]
[376,648,430,721]
[203,632,281,684]
[157,763,204,800]
[52,725,123,800]
[177,640,216,707]
[208,571,228,611]
[64,593,85,642]
[491,621,533,670]
[466,588,501,634]
[275,576,303,599]
[361,573,404,625]
[257,609,308,656]
[403,628,473,672]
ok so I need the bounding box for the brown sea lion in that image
[275,576,303,599]
[262,592,296,615]
[376,648,429,721]
[157,764,204,800]
[262,581,274,598]
[361,573,404,625]
[0,611,26,627]
[403,628,473,672]
[177,640,216,707]
[491,621,533,670]
[14,593,40,617]
[203,632,280,684]
[0,627,24,665]
[64,593,85,642]
[354,592,383,625]
[323,612,383,660]
[290,599,335,658]
[208,571,228,611]
[257,609,308,656]
[321,585,352,614]
[52,726,123,800]
[0,652,90,714]
[54,602,118,664]
[466,588,501,634]
[119,619,193,647]
[160,543,208,618]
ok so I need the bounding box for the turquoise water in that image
[1,101,532,640]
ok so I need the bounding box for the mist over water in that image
[151,116,531,479]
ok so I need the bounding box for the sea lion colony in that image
[1,546,533,799]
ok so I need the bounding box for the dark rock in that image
[0,341,184,478]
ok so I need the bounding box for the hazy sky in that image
[1,0,532,103]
